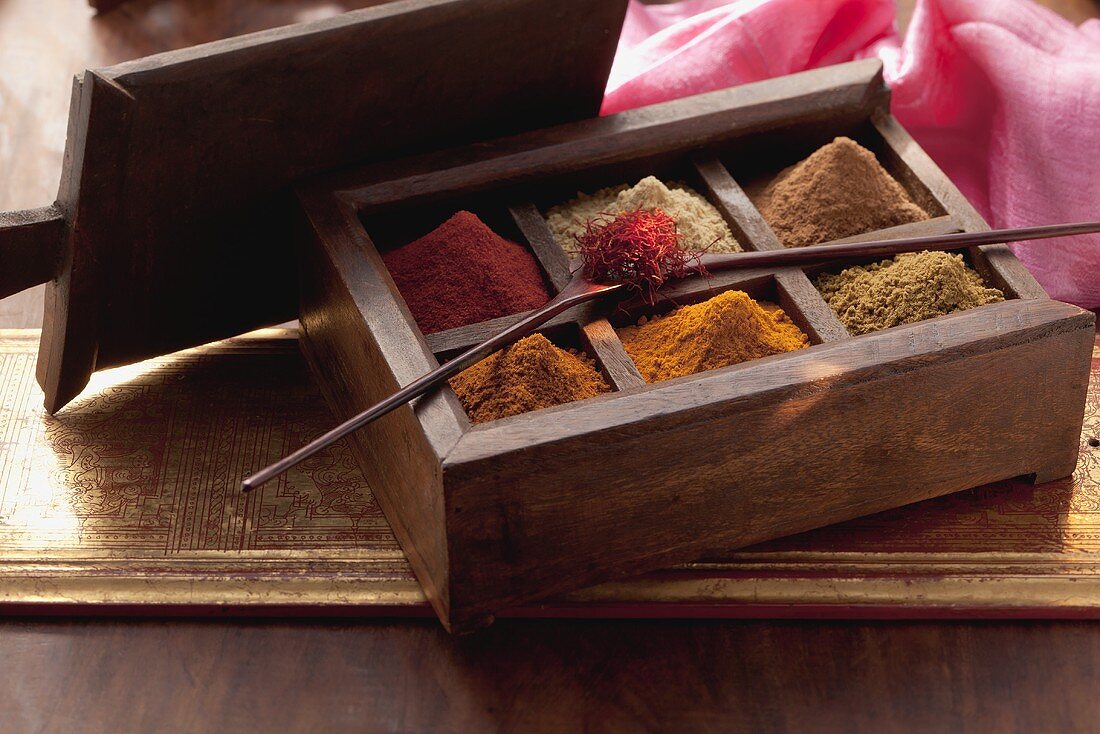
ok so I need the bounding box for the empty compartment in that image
[360,198,557,337]
[720,121,948,248]
[608,275,817,383]
[807,248,1012,336]
[434,322,615,425]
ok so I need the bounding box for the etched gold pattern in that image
[2,328,1099,616]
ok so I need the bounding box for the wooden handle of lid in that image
[0,204,65,300]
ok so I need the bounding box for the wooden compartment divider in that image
[580,318,648,392]
[507,202,573,291]
[692,155,784,252]
[425,309,577,356]
[773,270,850,343]
[690,154,851,341]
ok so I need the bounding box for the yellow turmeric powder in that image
[618,290,809,383]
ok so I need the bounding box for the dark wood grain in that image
[1,1,446,331]
[826,215,960,244]
[297,189,463,625]
[442,300,1093,625]
[581,318,647,391]
[509,202,573,291]
[0,0,395,328]
[335,60,889,210]
[31,0,628,413]
[693,154,784,251]
[773,268,849,342]
[0,205,63,301]
[38,72,132,414]
[424,307,589,356]
[3,617,1100,733]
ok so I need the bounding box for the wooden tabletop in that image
[2,1,1100,732]
[3,618,1099,732]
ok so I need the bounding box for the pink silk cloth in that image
[605,0,1100,309]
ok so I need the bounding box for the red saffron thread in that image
[576,209,705,297]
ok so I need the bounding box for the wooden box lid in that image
[0,0,627,412]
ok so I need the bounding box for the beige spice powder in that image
[755,137,930,247]
[546,175,742,256]
[816,251,1005,335]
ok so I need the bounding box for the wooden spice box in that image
[296,59,1096,631]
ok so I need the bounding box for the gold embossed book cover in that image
[1,328,1098,617]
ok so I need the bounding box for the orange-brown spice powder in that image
[449,334,610,423]
[618,290,809,383]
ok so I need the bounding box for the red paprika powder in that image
[382,211,552,334]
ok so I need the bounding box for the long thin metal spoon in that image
[241,274,622,492]
[241,220,1100,492]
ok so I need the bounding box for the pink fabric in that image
[606,0,1100,309]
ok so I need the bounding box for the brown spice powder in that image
[755,137,930,247]
[618,290,809,383]
[815,250,1005,335]
[449,333,610,423]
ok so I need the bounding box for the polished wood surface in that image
[2,1,1100,731]
[2,618,1099,732]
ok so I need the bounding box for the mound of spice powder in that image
[449,334,610,423]
[618,290,809,383]
[755,137,929,247]
[815,250,1005,335]
[382,211,551,334]
[547,176,741,256]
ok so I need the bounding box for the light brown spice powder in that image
[755,137,929,247]
[815,251,1005,335]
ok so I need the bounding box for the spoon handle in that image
[698,221,1100,271]
[241,275,616,492]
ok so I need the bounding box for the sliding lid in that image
[6,0,627,412]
